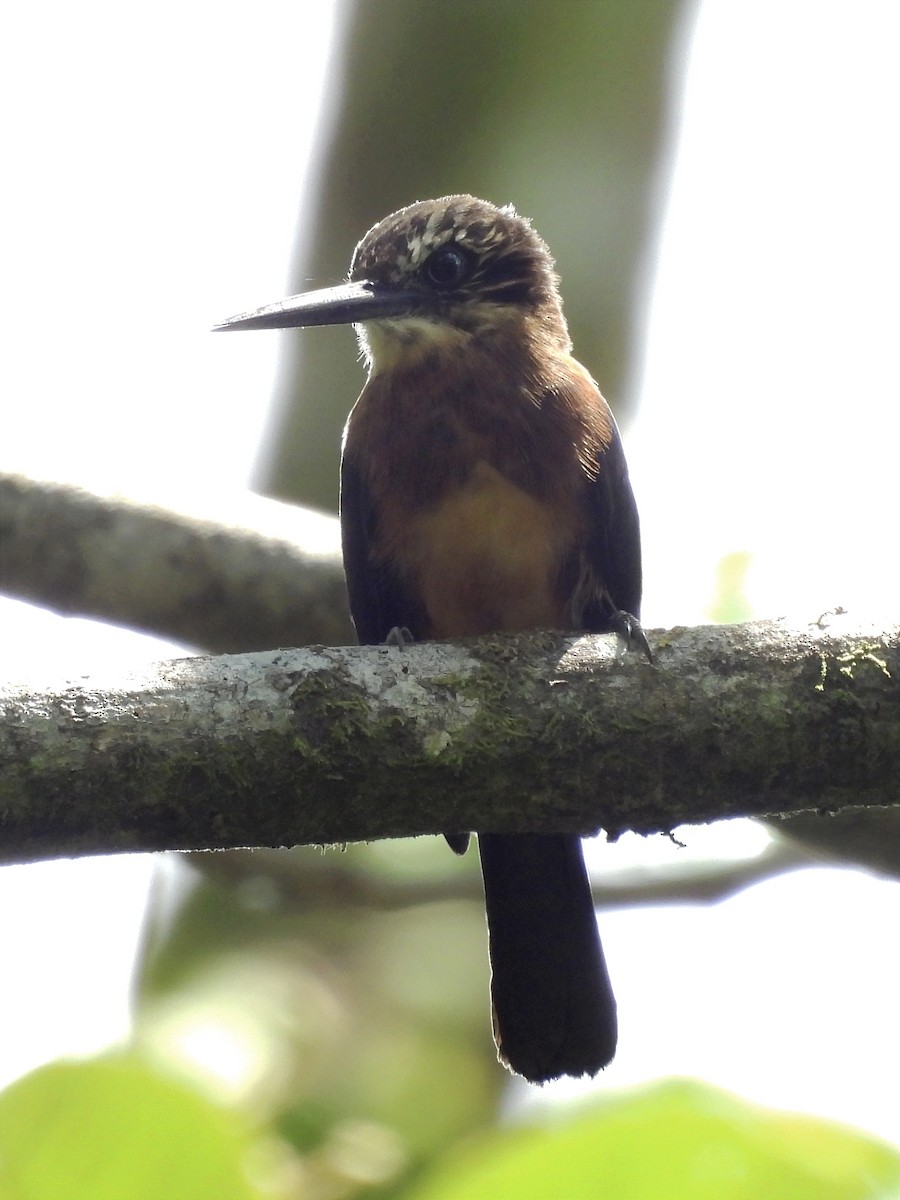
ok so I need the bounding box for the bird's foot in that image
[609,610,653,662]
[385,626,414,648]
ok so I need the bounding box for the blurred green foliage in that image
[134,844,505,1188]
[707,551,755,624]
[403,1080,900,1200]
[0,1054,272,1200]
[4,1057,898,1200]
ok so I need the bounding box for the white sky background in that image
[1,0,899,1149]
[634,2,900,630]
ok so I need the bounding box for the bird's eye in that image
[424,244,472,288]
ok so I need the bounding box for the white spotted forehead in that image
[401,210,457,269]
[400,207,509,270]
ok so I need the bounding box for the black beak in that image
[213,280,424,332]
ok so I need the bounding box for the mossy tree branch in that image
[2,619,898,866]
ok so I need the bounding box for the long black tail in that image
[477,832,617,1083]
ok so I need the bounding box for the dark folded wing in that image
[339,450,428,645]
[577,414,643,629]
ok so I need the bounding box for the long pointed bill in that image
[213,280,423,332]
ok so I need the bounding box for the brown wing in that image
[339,447,428,644]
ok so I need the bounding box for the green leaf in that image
[403,1079,900,1200]
[0,1054,270,1200]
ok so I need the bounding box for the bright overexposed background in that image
[2,0,898,1149]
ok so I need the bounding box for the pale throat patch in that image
[357,305,523,373]
[356,315,472,372]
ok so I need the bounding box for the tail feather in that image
[477,832,617,1083]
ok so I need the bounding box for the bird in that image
[216,194,648,1083]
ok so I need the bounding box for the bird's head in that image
[215,195,571,370]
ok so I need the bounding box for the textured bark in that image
[0,472,352,653]
[2,618,897,865]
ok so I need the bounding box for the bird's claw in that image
[385,625,415,648]
[609,610,653,663]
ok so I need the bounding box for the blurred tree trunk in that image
[256,0,696,510]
